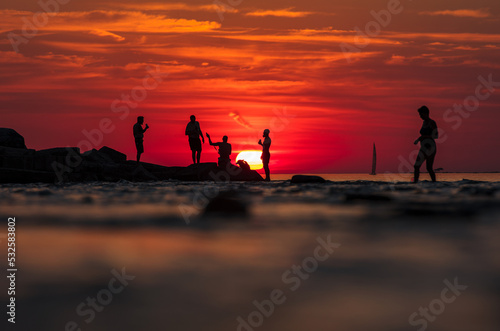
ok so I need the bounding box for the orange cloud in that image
[89,29,125,41]
[453,45,480,51]
[229,111,254,129]
[245,8,314,18]
[114,2,238,13]
[385,32,500,43]
[386,55,406,65]
[219,29,401,47]
[1,10,221,34]
[0,50,99,67]
[420,9,491,18]
[34,53,101,67]
[0,50,28,64]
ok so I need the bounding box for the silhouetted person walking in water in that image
[413,106,438,183]
[206,133,231,169]
[133,116,149,164]
[185,115,204,164]
[258,129,271,181]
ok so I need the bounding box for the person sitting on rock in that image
[236,160,250,171]
[206,133,231,169]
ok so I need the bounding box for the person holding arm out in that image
[206,133,232,169]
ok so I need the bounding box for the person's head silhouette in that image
[137,116,144,124]
[190,115,196,122]
[222,136,228,142]
[418,106,430,120]
[263,129,270,137]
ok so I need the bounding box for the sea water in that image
[0,175,499,330]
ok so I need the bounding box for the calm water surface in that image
[0,176,499,331]
[273,173,500,181]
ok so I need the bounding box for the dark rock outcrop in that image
[0,168,56,184]
[99,146,126,163]
[82,148,114,165]
[35,147,80,171]
[0,128,27,149]
[175,163,220,181]
[0,129,264,183]
[141,162,264,182]
[291,175,326,184]
[0,146,35,169]
[230,166,265,181]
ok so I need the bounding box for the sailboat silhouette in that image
[370,143,376,175]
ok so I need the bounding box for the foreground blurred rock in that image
[0,130,263,183]
[202,190,249,218]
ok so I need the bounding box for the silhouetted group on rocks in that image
[134,105,439,183]
[133,115,272,181]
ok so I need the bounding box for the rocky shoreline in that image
[0,128,263,183]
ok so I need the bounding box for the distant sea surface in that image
[1,173,499,330]
[272,172,500,182]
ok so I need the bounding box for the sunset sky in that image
[1,0,499,173]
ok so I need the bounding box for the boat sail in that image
[370,143,376,175]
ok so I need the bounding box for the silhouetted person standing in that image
[413,106,438,183]
[133,116,149,164]
[206,133,231,169]
[258,129,271,181]
[185,115,204,164]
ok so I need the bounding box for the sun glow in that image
[236,150,263,170]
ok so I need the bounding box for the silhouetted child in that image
[206,133,231,169]
[185,115,204,164]
[258,129,271,181]
[133,116,149,164]
[413,106,438,183]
